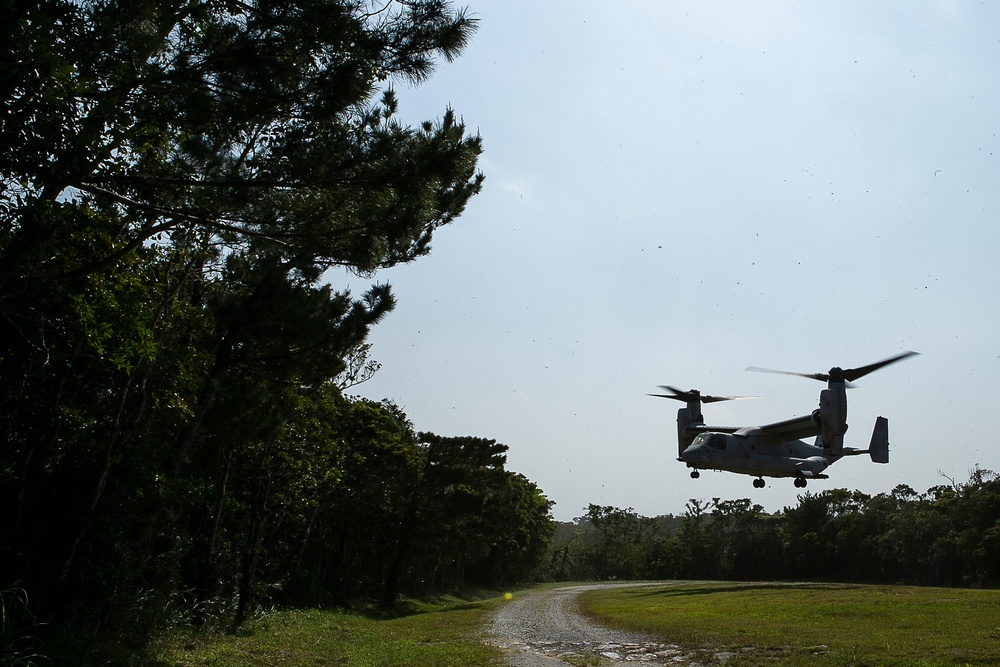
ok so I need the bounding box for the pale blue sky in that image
[346,1,1000,521]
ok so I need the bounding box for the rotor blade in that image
[746,366,858,388]
[746,366,829,382]
[703,394,758,403]
[650,386,757,403]
[841,350,919,382]
[648,386,700,402]
[747,350,919,385]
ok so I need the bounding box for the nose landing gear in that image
[690,470,700,479]
[752,477,765,488]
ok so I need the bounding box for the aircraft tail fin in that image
[869,416,889,464]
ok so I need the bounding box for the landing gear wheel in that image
[794,477,807,488]
[753,477,765,488]
[690,470,700,479]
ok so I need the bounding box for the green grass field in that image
[150,583,1000,667]
[578,582,1000,666]
[150,596,506,667]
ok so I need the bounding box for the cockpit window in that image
[693,433,727,450]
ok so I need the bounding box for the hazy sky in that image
[346,1,1000,521]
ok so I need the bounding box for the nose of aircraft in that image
[680,444,710,463]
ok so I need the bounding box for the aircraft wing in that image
[740,413,820,440]
[684,424,743,435]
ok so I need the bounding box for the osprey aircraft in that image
[652,352,918,488]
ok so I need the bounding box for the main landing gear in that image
[753,477,765,488]
[794,477,808,488]
[690,470,700,479]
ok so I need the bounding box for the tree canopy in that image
[1,0,483,285]
[0,3,557,665]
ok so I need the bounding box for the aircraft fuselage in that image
[678,431,833,479]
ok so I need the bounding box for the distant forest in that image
[546,470,1000,588]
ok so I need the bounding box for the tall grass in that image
[1,584,46,667]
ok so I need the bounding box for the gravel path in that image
[485,583,740,666]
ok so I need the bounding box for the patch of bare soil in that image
[484,583,747,666]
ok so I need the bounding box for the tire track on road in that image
[485,583,736,666]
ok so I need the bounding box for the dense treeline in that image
[1,1,554,664]
[547,469,1000,587]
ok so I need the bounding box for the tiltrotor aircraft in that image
[652,352,918,488]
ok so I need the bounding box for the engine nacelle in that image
[795,455,830,474]
[676,407,702,457]
[819,387,848,456]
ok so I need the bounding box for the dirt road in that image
[485,583,738,666]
